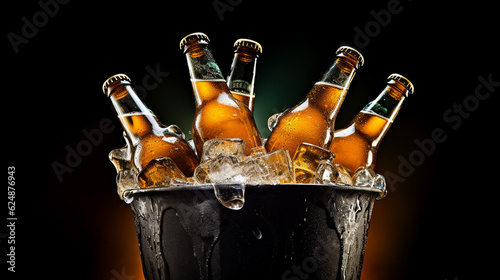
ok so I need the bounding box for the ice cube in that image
[250,146,267,157]
[234,156,269,184]
[109,147,132,171]
[335,164,353,185]
[109,133,140,200]
[352,166,376,186]
[200,138,245,163]
[194,148,294,185]
[194,154,242,184]
[373,174,388,199]
[116,168,139,200]
[293,143,335,184]
[352,167,388,198]
[313,161,353,185]
[109,132,134,172]
[255,149,295,184]
[313,160,339,184]
[137,157,191,189]
[267,112,282,131]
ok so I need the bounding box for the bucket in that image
[127,183,380,280]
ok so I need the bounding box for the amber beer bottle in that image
[103,74,199,176]
[226,38,262,112]
[180,32,262,156]
[265,46,364,157]
[329,74,414,173]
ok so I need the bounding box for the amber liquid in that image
[119,112,199,177]
[191,79,262,156]
[329,110,392,174]
[265,82,347,158]
[231,91,255,112]
[292,143,333,184]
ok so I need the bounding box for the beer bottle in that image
[226,38,262,112]
[180,32,262,156]
[103,74,199,176]
[264,46,364,158]
[328,74,414,173]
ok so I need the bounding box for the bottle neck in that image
[227,47,258,95]
[351,83,406,147]
[109,84,162,143]
[319,55,359,89]
[185,43,230,106]
[362,83,406,122]
[185,44,225,81]
[305,56,360,123]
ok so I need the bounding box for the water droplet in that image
[213,183,246,210]
[122,190,134,204]
[252,227,263,240]
[377,188,388,200]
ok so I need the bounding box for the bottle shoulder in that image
[335,112,391,139]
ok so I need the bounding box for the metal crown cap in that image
[180,32,210,51]
[234,39,263,54]
[102,74,131,96]
[336,46,365,67]
[388,73,414,96]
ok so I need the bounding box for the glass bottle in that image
[264,46,364,158]
[103,74,199,176]
[227,38,262,112]
[328,73,414,173]
[180,32,262,156]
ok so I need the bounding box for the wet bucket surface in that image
[128,184,380,280]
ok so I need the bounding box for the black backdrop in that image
[4,0,499,279]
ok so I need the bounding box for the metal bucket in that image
[127,183,380,280]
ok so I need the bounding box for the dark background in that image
[3,0,498,279]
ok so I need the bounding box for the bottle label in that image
[229,80,252,94]
[190,49,225,80]
[362,95,403,122]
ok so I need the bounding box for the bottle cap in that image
[336,46,364,67]
[102,74,131,97]
[388,73,414,96]
[234,39,263,54]
[180,32,210,51]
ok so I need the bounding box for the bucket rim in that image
[124,183,383,198]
